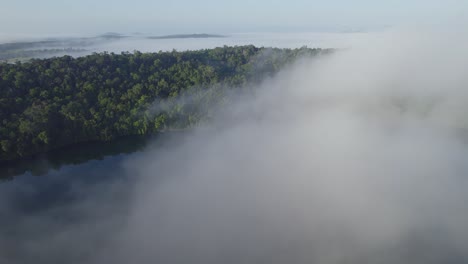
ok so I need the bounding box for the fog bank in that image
[92,30,468,263]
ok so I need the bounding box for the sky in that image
[1,0,467,36]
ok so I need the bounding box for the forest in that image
[0,45,329,161]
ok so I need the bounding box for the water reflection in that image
[0,131,192,264]
[0,135,153,181]
[0,135,152,264]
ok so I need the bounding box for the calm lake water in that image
[0,133,179,264]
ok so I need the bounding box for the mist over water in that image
[2,29,468,264]
[94,32,366,52]
[0,32,366,56]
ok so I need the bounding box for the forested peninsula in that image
[0,46,329,161]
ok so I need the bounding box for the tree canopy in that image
[0,45,329,161]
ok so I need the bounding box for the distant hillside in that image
[99,32,129,39]
[0,34,126,62]
[148,34,226,39]
[0,48,87,62]
[0,33,224,62]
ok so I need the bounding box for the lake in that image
[0,133,181,264]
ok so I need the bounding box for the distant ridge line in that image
[148,34,226,40]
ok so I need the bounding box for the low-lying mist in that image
[3,29,468,264]
[0,32,364,62]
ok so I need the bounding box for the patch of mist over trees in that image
[0,45,330,161]
[0,48,87,63]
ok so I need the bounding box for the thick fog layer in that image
[97,30,468,263]
[3,29,468,264]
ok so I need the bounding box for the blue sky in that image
[1,0,466,36]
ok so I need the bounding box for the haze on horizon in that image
[1,0,466,38]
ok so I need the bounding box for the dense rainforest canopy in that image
[0,45,328,161]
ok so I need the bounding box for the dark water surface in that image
[0,135,153,181]
[0,134,174,264]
